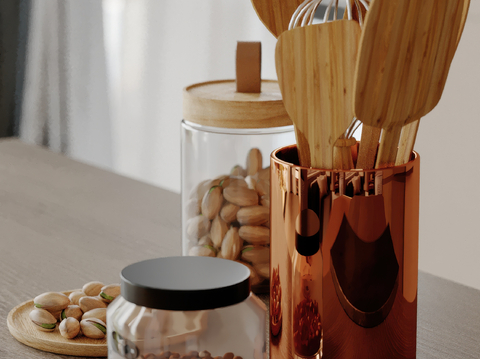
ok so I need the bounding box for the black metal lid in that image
[120,256,251,311]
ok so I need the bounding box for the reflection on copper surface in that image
[270,145,420,359]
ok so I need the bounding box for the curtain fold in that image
[21,0,113,169]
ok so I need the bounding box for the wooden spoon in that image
[276,21,361,169]
[251,0,305,38]
[395,0,470,165]
[353,0,464,169]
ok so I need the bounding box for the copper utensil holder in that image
[270,144,419,359]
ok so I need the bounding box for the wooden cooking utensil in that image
[276,20,361,169]
[395,0,471,165]
[353,0,464,169]
[251,0,305,38]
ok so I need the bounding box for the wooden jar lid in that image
[183,79,292,129]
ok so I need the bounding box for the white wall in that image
[413,2,480,290]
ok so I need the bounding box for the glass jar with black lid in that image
[107,256,266,359]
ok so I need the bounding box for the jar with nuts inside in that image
[182,42,295,292]
[108,257,266,359]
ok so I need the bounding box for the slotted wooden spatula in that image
[353,0,464,169]
[276,21,361,169]
[251,0,305,38]
[395,0,470,165]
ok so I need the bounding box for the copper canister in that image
[270,144,419,359]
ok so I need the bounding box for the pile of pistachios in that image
[142,350,243,359]
[185,148,270,286]
[29,281,120,340]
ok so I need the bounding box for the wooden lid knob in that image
[183,42,291,129]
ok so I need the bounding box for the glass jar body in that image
[181,120,295,292]
[107,293,267,358]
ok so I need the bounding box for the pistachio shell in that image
[230,165,246,177]
[29,308,57,332]
[246,148,263,176]
[82,307,107,323]
[188,245,216,257]
[260,196,270,208]
[79,296,107,313]
[198,234,213,246]
[82,281,105,296]
[245,175,257,190]
[256,179,270,197]
[211,215,228,248]
[80,318,106,339]
[221,177,248,188]
[59,317,81,339]
[100,284,120,303]
[201,186,223,220]
[236,205,269,226]
[189,179,220,201]
[60,305,83,321]
[257,166,270,182]
[220,202,240,224]
[241,245,270,264]
[34,292,70,313]
[254,262,270,279]
[186,215,211,239]
[239,225,270,245]
[221,227,242,261]
[237,261,262,286]
[223,186,258,207]
[68,291,87,306]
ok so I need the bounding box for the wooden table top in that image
[0,139,479,358]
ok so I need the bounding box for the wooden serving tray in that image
[7,290,107,357]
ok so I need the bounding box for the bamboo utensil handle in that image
[356,125,381,170]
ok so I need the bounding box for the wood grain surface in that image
[7,291,107,357]
[0,139,479,358]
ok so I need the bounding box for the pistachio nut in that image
[68,291,87,306]
[221,177,248,188]
[186,215,211,239]
[185,198,200,218]
[230,165,246,177]
[263,220,270,229]
[29,308,57,332]
[79,296,107,313]
[60,305,83,321]
[188,245,216,257]
[241,245,270,264]
[236,205,269,226]
[82,307,107,323]
[198,234,213,246]
[211,215,228,248]
[257,166,270,182]
[256,179,270,197]
[59,317,81,339]
[237,261,262,286]
[260,195,270,208]
[201,186,223,220]
[221,227,242,261]
[216,251,224,259]
[239,225,270,245]
[99,284,120,303]
[82,281,105,297]
[246,148,262,176]
[189,179,220,201]
[223,186,258,207]
[34,292,70,313]
[254,262,270,279]
[220,202,240,224]
[245,175,257,190]
[80,318,106,339]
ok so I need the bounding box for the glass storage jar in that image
[107,256,267,359]
[182,78,295,293]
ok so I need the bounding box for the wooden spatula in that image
[276,21,361,169]
[353,0,464,169]
[395,0,470,165]
[251,0,305,38]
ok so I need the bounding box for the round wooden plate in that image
[7,290,107,357]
